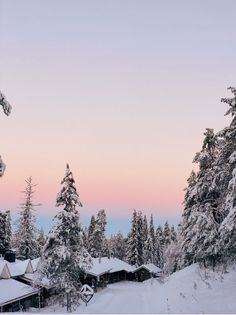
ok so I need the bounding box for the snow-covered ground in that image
[33,263,236,313]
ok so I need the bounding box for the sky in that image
[0,0,236,235]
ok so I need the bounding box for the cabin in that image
[0,254,163,312]
[19,258,54,308]
[132,264,162,282]
[0,253,40,312]
[0,256,39,312]
[103,258,134,283]
[24,257,162,288]
[83,257,136,289]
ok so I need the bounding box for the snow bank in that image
[157,263,236,314]
[81,263,236,313]
[32,263,236,313]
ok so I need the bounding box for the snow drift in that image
[36,262,236,313]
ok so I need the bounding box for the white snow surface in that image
[0,279,38,306]
[88,257,135,276]
[2,258,33,277]
[23,273,50,288]
[0,261,6,275]
[137,263,162,274]
[36,263,236,314]
[0,261,11,279]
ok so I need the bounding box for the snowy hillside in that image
[36,263,236,313]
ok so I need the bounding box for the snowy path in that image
[75,279,167,314]
[78,281,159,314]
[35,264,236,314]
[94,283,143,313]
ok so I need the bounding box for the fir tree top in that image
[221,87,236,117]
[56,164,83,209]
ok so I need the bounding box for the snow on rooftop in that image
[135,263,162,274]
[0,279,38,306]
[20,256,160,280]
[23,273,50,288]
[0,261,6,275]
[88,257,135,276]
[2,259,33,277]
[0,261,10,279]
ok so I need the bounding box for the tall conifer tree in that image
[37,164,92,308]
[219,87,236,259]
[14,177,40,259]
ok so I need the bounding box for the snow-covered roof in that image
[88,257,135,276]
[0,261,6,275]
[5,259,33,277]
[22,273,51,289]
[0,261,11,279]
[0,279,38,306]
[88,258,112,276]
[31,257,41,272]
[134,263,162,274]
[17,256,160,281]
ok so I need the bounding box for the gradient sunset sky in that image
[0,0,235,235]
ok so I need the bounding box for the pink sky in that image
[0,0,235,233]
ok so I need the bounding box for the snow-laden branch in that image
[0,91,12,116]
[0,90,12,177]
[221,86,236,116]
[0,156,6,177]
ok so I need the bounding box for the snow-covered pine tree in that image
[96,209,107,257]
[218,87,236,259]
[137,211,145,265]
[127,210,144,266]
[178,170,198,266]
[142,215,148,263]
[14,177,41,260]
[37,227,47,254]
[170,225,177,243]
[219,170,236,259]
[111,232,127,260]
[155,225,164,268]
[163,221,171,249]
[81,226,89,251]
[102,238,110,257]
[87,215,97,257]
[87,210,107,258]
[149,215,156,256]
[145,215,155,264]
[4,210,12,252]
[163,232,183,275]
[0,211,7,255]
[0,91,12,177]
[180,127,220,268]
[37,164,92,308]
[0,210,12,255]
